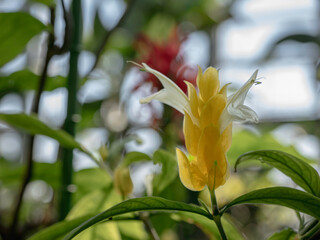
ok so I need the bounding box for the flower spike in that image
[138,63,261,191]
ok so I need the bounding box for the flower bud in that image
[114,167,133,197]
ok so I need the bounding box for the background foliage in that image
[0,0,319,239]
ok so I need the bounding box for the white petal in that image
[139,63,199,126]
[227,70,259,107]
[219,70,260,133]
[228,105,259,123]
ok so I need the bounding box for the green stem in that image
[139,213,160,240]
[213,216,228,240]
[210,189,228,240]
[59,0,82,220]
[300,219,319,235]
[301,222,320,240]
[296,211,305,232]
[210,188,219,215]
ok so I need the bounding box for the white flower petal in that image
[139,63,199,126]
[219,70,260,133]
[140,89,187,115]
[228,105,259,123]
[227,70,259,107]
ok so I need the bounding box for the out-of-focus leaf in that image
[68,187,147,240]
[0,12,46,67]
[31,0,55,7]
[0,158,23,186]
[235,150,320,197]
[275,34,320,45]
[143,14,175,42]
[83,10,106,52]
[67,188,122,240]
[67,187,119,220]
[0,113,102,166]
[172,212,246,240]
[122,151,151,167]
[73,168,112,203]
[28,215,94,240]
[33,161,60,189]
[0,159,60,189]
[63,197,212,239]
[152,149,178,195]
[117,220,148,240]
[107,135,140,169]
[265,34,320,61]
[228,131,312,165]
[105,28,134,56]
[267,228,296,240]
[77,101,102,130]
[0,70,66,96]
[222,187,320,220]
[0,114,81,149]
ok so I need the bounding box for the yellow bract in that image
[139,62,259,192]
[177,67,232,191]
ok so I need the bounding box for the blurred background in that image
[0,0,319,239]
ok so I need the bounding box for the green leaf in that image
[67,188,122,240]
[0,70,66,96]
[222,187,320,220]
[73,168,112,203]
[0,12,46,67]
[67,187,120,220]
[31,0,55,6]
[276,34,320,45]
[68,186,147,240]
[122,151,151,167]
[0,113,81,149]
[267,228,296,240]
[33,161,61,189]
[0,159,60,189]
[63,197,212,239]
[228,131,312,165]
[235,150,320,196]
[172,212,246,240]
[117,220,148,240]
[152,150,178,195]
[107,135,141,169]
[28,215,94,240]
[0,113,101,165]
[0,158,23,186]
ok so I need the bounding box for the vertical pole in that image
[59,0,82,220]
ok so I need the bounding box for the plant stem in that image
[296,211,305,232]
[139,213,160,240]
[213,216,228,240]
[59,0,82,220]
[300,219,319,235]
[9,8,55,236]
[210,188,219,215]
[210,189,228,240]
[301,221,320,240]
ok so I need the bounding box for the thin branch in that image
[139,213,160,240]
[9,6,59,237]
[88,0,135,74]
[56,0,72,54]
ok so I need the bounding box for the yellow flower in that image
[139,63,260,191]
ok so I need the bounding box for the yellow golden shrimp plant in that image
[139,63,260,191]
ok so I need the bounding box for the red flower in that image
[134,27,197,93]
